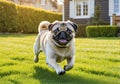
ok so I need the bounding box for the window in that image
[114,0,119,13]
[76,3,81,16]
[75,0,89,18]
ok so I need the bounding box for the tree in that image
[94,4,101,25]
[49,0,58,9]
[88,4,102,25]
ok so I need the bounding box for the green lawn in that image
[0,34,120,84]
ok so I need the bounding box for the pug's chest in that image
[55,52,71,63]
[56,55,67,63]
[54,46,74,62]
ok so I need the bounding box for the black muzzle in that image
[53,31,72,45]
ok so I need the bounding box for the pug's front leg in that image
[46,57,65,75]
[64,56,75,71]
[33,34,41,63]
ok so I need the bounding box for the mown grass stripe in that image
[0,34,120,84]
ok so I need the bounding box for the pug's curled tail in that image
[38,21,50,32]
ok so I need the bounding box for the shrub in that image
[0,0,17,33]
[117,27,120,33]
[76,24,87,37]
[16,6,62,33]
[87,4,109,25]
[0,0,62,33]
[86,26,117,37]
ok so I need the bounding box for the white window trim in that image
[74,16,90,19]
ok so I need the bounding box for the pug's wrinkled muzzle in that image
[53,31,72,45]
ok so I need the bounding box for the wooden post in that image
[112,14,116,25]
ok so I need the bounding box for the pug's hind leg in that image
[33,34,41,63]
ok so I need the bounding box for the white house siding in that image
[35,1,57,11]
[11,0,57,12]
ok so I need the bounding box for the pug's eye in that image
[53,28,59,34]
[67,28,72,34]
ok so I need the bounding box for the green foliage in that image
[94,4,100,24]
[0,34,120,84]
[16,5,62,33]
[0,0,62,33]
[0,0,17,32]
[117,27,120,33]
[49,0,58,9]
[88,4,108,25]
[86,26,117,37]
[76,24,87,37]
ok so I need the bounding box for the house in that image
[7,0,62,12]
[63,0,120,25]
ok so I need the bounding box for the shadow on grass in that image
[32,66,105,84]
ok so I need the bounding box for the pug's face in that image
[48,21,78,47]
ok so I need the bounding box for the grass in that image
[0,34,120,84]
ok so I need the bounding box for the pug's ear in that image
[48,21,59,31]
[67,21,78,32]
[71,22,78,32]
[48,24,53,31]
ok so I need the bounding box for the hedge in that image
[0,0,17,32]
[76,24,87,37]
[17,6,62,33]
[86,26,117,37]
[0,0,62,33]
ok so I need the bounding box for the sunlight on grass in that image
[0,34,120,84]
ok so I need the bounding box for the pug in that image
[33,20,77,75]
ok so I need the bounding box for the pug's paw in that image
[34,56,39,63]
[64,65,73,71]
[56,69,65,75]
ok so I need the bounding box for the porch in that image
[112,14,120,26]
